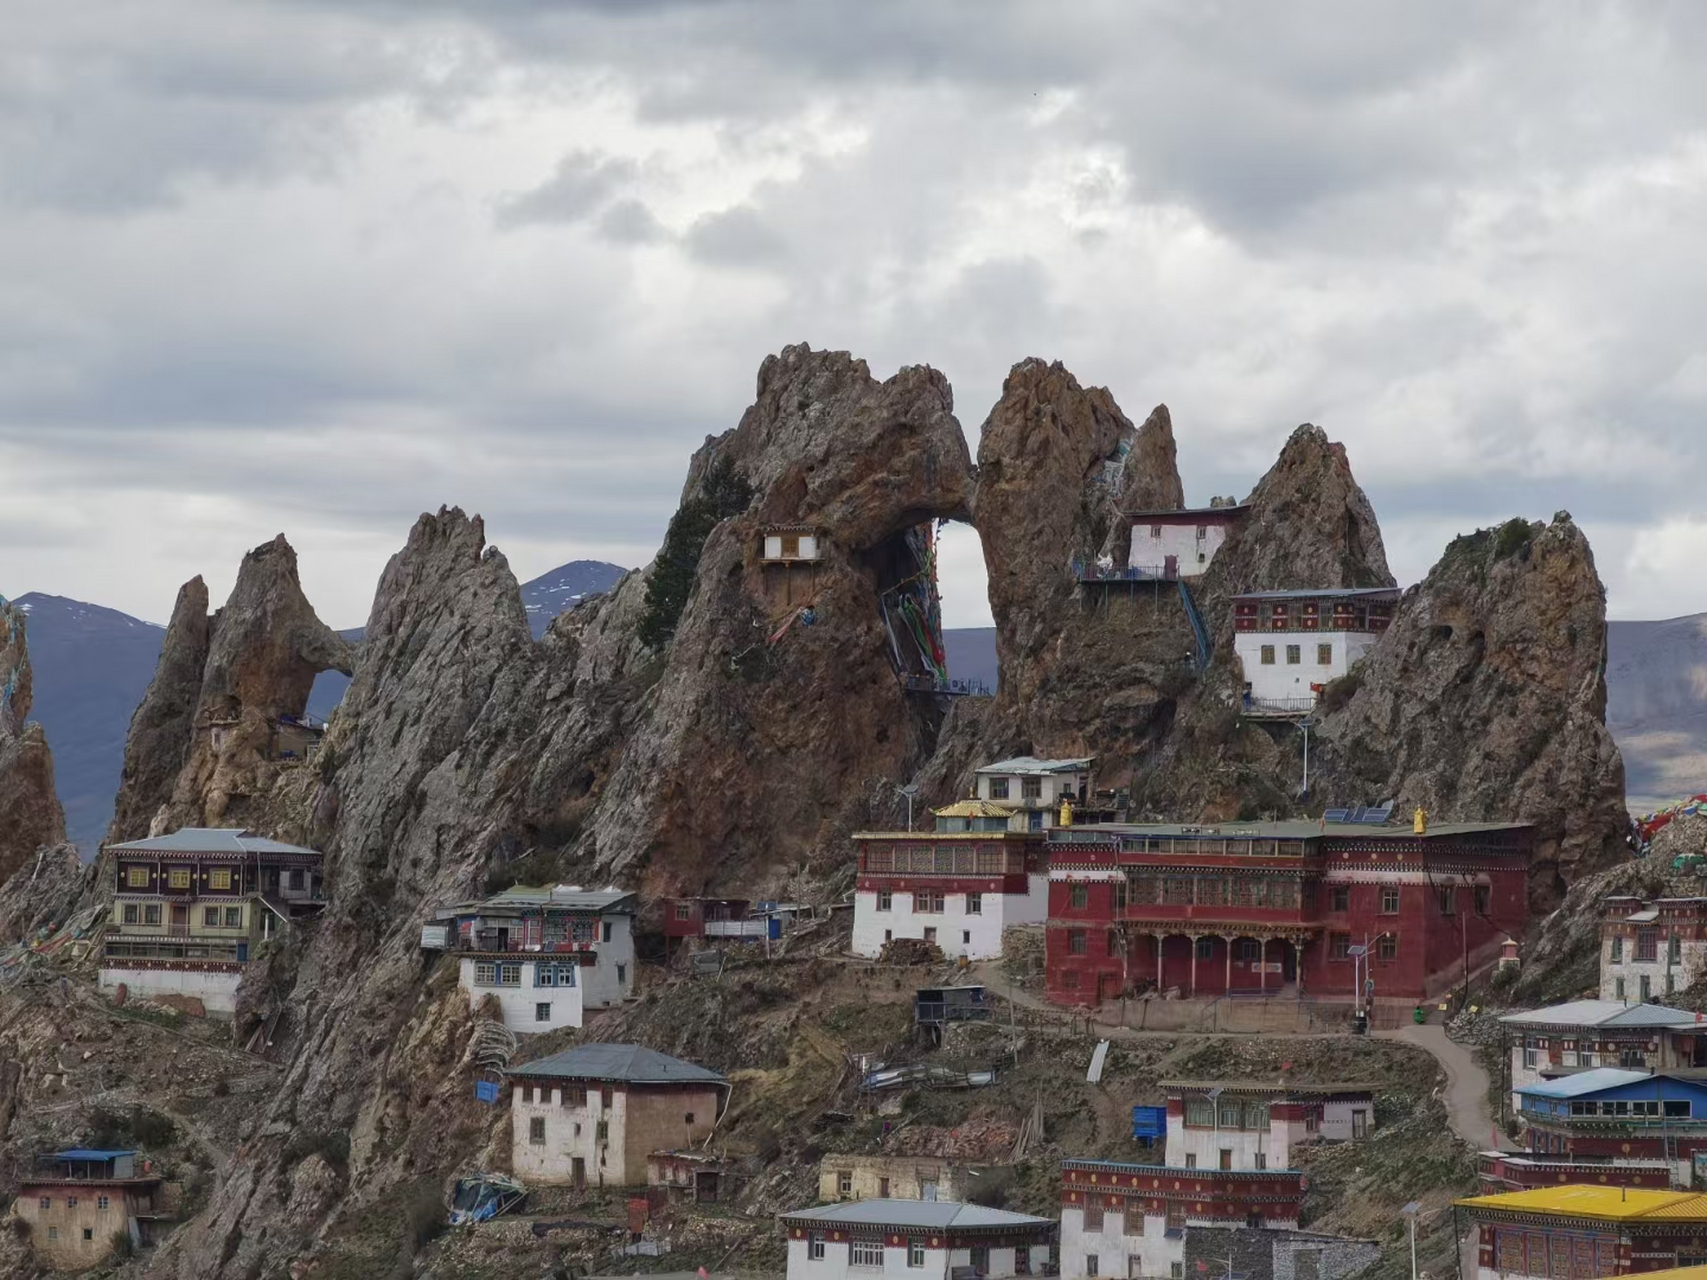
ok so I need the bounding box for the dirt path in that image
[1376,1022,1514,1151]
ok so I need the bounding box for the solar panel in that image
[1361,802,1395,825]
[1347,805,1368,823]
[1323,808,1351,822]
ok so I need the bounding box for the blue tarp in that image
[475,1080,500,1104]
[1132,1107,1167,1141]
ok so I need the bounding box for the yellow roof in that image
[1455,1185,1707,1221]
[932,800,1017,820]
[1626,1269,1707,1280]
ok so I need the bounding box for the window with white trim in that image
[851,1239,884,1268]
[908,1241,926,1268]
[809,1232,827,1261]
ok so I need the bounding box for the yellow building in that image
[1455,1186,1707,1280]
[13,1150,165,1270]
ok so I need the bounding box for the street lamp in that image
[897,784,920,832]
[1402,1201,1421,1280]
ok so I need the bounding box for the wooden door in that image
[572,1158,585,1189]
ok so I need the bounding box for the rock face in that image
[107,537,355,840]
[1317,514,1627,909]
[1101,404,1186,566]
[105,576,210,842]
[0,598,68,882]
[580,345,975,890]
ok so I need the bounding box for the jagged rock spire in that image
[0,598,67,881]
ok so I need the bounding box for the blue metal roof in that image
[51,1149,134,1161]
[1519,1069,1654,1099]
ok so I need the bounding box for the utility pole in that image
[1403,1202,1421,1280]
[897,783,920,832]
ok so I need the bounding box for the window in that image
[1317,643,1332,665]
[204,907,220,927]
[1171,1266,1184,1280]
[923,927,937,944]
[123,904,139,924]
[47,1228,57,1241]
[1219,1148,1233,1169]
[1022,777,1042,800]
[1218,1100,1241,1128]
[1260,644,1276,665]
[1377,934,1398,962]
[97,1196,109,1211]
[916,891,944,913]
[168,868,191,889]
[675,903,691,920]
[962,930,972,945]
[1184,1153,1196,1168]
[1641,975,1652,1001]
[1611,934,1624,960]
[1672,934,1684,963]
[603,921,614,943]
[1195,936,1213,961]
[37,1198,49,1210]
[1615,978,1626,1001]
[1329,933,1351,961]
[780,533,800,557]
[225,906,242,927]
[1380,887,1400,914]
[838,1171,853,1196]
[83,1229,94,1241]
[877,891,892,911]
[684,1112,696,1125]
[1437,887,1456,915]
[1638,930,1659,962]
[209,867,232,890]
[1238,939,1261,962]
[1285,644,1301,664]
[1085,1255,1100,1277]
[1069,929,1087,956]
[810,1233,827,1261]
[908,1241,926,1268]
[1329,886,1349,912]
[616,962,627,984]
[126,866,149,888]
[1475,884,1490,914]
[1185,1098,1214,1127]
[989,778,1009,800]
[851,1240,884,1268]
[966,892,982,915]
[144,905,161,925]
[879,1178,890,1197]
[1070,884,1089,910]
[535,1002,552,1022]
[1084,1202,1104,1231]
[1254,1152,1267,1169]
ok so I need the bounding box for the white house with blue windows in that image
[426,886,636,1033]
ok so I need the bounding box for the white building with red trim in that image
[781,1200,1054,1280]
[1232,588,1398,713]
[1127,503,1246,580]
[1162,1080,1376,1171]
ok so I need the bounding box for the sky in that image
[6,2,1707,631]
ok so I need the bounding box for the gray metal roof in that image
[1161,1079,1378,1096]
[976,756,1094,775]
[1500,1000,1702,1030]
[1055,820,1529,840]
[1519,1068,1655,1099]
[508,1043,726,1084]
[1233,588,1399,601]
[780,1199,1053,1231]
[106,827,322,857]
[484,886,636,913]
[1126,505,1250,519]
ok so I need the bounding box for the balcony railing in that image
[453,936,597,955]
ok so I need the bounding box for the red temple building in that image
[1042,816,1531,1006]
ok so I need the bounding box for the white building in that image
[509,1043,729,1188]
[761,525,823,562]
[430,886,637,1033]
[780,1200,1054,1280]
[1163,1080,1376,1171]
[1231,588,1399,713]
[851,825,1049,961]
[1127,503,1246,580]
[1600,896,1707,1003]
[1498,1000,1704,1113]
[1059,1160,1304,1280]
[975,757,1094,831]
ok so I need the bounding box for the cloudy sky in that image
[5,1,1707,631]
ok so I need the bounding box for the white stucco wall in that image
[764,534,820,560]
[1600,935,1704,1001]
[1234,632,1381,705]
[458,957,587,1033]
[579,914,635,1008]
[1319,1097,1373,1142]
[512,1084,629,1185]
[853,879,1046,960]
[98,966,241,1014]
[1128,522,1230,577]
[1061,1205,1181,1280]
[1165,1119,1291,1171]
[786,1238,1048,1280]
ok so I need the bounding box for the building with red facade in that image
[1454,1185,1707,1280]
[1042,818,1531,1006]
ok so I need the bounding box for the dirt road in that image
[1377,1022,1514,1151]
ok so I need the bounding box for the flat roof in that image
[1455,1186,1707,1221]
[1500,1000,1702,1030]
[1161,1079,1378,1096]
[1518,1068,1656,1098]
[1127,505,1250,519]
[780,1199,1052,1231]
[106,828,322,857]
[976,756,1093,775]
[1233,588,1399,601]
[442,886,637,916]
[509,1043,726,1085]
[1056,820,1529,840]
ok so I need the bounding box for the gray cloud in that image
[7,0,1707,631]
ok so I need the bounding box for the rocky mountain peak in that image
[0,597,66,880]
[1319,510,1626,908]
[1202,422,1392,605]
[107,535,357,837]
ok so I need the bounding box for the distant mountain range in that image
[13,559,631,854]
[15,568,1698,851]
